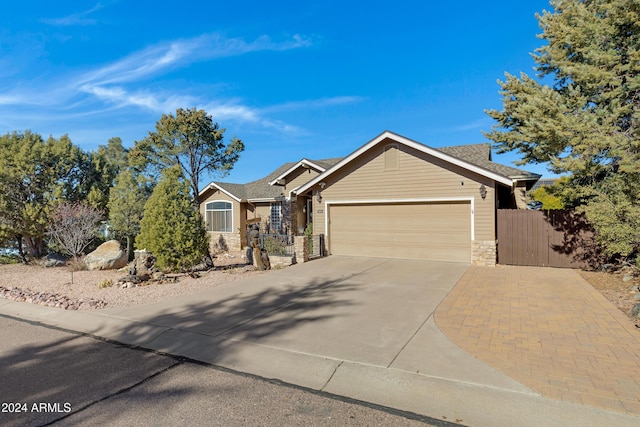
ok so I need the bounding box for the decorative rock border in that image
[0,286,107,310]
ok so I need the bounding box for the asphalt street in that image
[0,315,451,427]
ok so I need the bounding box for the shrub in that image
[98,279,114,289]
[136,166,209,272]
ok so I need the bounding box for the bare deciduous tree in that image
[48,202,103,259]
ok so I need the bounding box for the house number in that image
[317,209,323,213]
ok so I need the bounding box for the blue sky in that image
[0,1,556,185]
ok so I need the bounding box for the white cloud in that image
[0,31,347,139]
[79,33,313,86]
[451,118,492,132]
[70,33,316,130]
[40,3,104,26]
[263,96,365,113]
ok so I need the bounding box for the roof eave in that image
[295,130,518,194]
[199,182,243,202]
[268,159,326,186]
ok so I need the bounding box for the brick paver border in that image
[435,265,640,415]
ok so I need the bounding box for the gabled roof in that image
[268,158,334,186]
[200,158,343,202]
[295,131,541,195]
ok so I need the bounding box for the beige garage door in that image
[329,202,471,262]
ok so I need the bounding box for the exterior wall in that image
[514,182,528,209]
[246,202,271,231]
[279,168,320,235]
[209,232,242,253]
[309,138,497,264]
[282,168,320,195]
[200,189,242,252]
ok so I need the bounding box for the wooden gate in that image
[497,210,598,268]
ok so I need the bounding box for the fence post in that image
[294,235,309,263]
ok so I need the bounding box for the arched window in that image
[206,201,232,232]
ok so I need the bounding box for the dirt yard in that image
[578,269,640,329]
[0,251,267,310]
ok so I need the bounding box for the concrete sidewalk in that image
[1,257,639,426]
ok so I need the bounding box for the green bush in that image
[304,223,313,254]
[263,235,287,256]
[0,254,19,265]
[136,166,209,272]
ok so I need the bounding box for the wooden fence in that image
[496,209,599,269]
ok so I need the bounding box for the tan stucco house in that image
[199,131,540,265]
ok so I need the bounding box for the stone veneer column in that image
[471,240,497,266]
[294,235,309,263]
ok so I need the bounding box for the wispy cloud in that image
[262,96,365,114]
[450,117,492,132]
[0,31,346,138]
[79,33,312,86]
[73,33,315,131]
[41,3,104,26]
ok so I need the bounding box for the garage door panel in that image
[329,202,470,262]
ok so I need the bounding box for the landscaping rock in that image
[0,285,106,309]
[631,304,640,318]
[40,253,68,268]
[85,240,128,270]
[130,250,156,275]
[623,274,634,282]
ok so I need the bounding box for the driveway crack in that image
[386,311,434,369]
[321,360,344,391]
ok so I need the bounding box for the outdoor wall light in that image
[315,190,322,203]
[479,184,487,200]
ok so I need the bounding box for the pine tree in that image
[0,131,88,260]
[107,169,146,259]
[134,108,244,210]
[485,0,640,258]
[136,166,209,271]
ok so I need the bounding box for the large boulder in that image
[85,240,128,271]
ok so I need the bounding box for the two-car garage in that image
[327,201,472,263]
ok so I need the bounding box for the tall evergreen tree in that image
[134,108,244,210]
[485,0,640,258]
[0,131,87,260]
[136,166,209,271]
[86,137,129,210]
[107,169,146,259]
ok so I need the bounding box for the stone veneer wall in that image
[294,235,309,263]
[209,232,242,253]
[472,240,496,267]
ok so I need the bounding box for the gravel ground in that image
[579,269,640,329]
[0,252,267,310]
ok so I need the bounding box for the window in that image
[270,202,282,233]
[206,201,232,232]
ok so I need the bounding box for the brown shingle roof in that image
[437,143,540,180]
[213,158,344,201]
[207,142,539,201]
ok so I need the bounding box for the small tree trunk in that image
[126,235,131,261]
[16,235,28,264]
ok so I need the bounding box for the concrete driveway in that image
[3,256,638,426]
[107,256,474,368]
